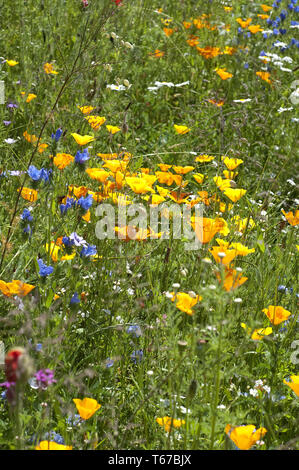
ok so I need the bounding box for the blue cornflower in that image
[43,432,65,445]
[66,414,82,427]
[127,325,142,337]
[105,358,114,368]
[80,244,97,257]
[28,165,51,182]
[7,102,18,109]
[21,208,33,222]
[51,128,63,142]
[23,224,33,236]
[60,197,75,215]
[32,431,64,446]
[130,349,143,364]
[62,232,87,247]
[70,292,80,304]
[77,193,93,211]
[37,258,54,277]
[75,148,90,164]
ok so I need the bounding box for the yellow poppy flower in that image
[215,68,233,80]
[225,424,267,450]
[125,177,155,194]
[236,18,252,28]
[24,93,37,103]
[173,166,194,175]
[23,130,38,143]
[223,188,246,202]
[195,154,215,163]
[256,71,271,84]
[283,376,299,397]
[248,24,263,34]
[173,125,190,135]
[158,164,172,171]
[73,397,101,420]
[71,133,95,145]
[251,327,273,340]
[241,323,273,340]
[38,143,48,153]
[86,168,110,183]
[78,105,95,114]
[261,4,272,12]
[228,242,255,256]
[43,63,58,74]
[262,306,291,325]
[163,27,174,37]
[156,416,185,432]
[0,280,35,297]
[213,176,232,191]
[68,185,88,198]
[281,209,299,226]
[221,157,243,170]
[223,170,238,179]
[85,115,106,130]
[231,216,255,233]
[149,49,165,58]
[18,187,38,202]
[197,46,222,59]
[193,173,204,184]
[171,292,202,315]
[191,216,229,244]
[106,125,121,135]
[6,60,19,66]
[209,246,237,265]
[53,153,74,170]
[36,441,72,450]
[216,267,247,291]
[103,160,128,173]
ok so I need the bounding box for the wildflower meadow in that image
[0,0,298,452]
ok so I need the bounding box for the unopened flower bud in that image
[124,42,134,49]
[5,347,33,384]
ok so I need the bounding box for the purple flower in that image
[7,102,18,109]
[0,381,16,389]
[37,259,54,277]
[34,369,56,389]
[3,120,11,126]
